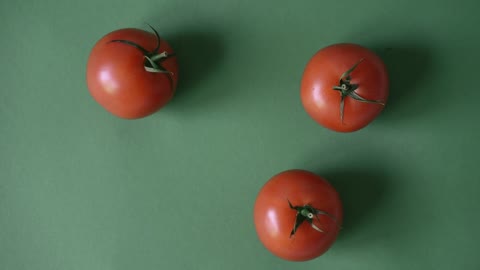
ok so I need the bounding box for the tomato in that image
[300,43,389,132]
[253,169,342,261]
[86,25,178,119]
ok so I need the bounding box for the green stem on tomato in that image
[108,24,175,88]
[332,59,385,123]
[287,199,336,238]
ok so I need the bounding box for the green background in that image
[2,0,479,269]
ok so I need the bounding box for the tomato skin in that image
[301,43,389,132]
[86,28,178,119]
[254,169,342,261]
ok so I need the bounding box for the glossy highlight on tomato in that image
[86,25,178,119]
[301,43,389,132]
[254,169,343,261]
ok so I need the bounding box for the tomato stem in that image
[150,51,169,61]
[332,59,385,123]
[300,209,314,219]
[287,199,336,237]
[108,25,176,88]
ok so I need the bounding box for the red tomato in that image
[254,169,342,261]
[301,43,389,132]
[86,25,178,119]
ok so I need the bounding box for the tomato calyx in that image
[332,58,385,123]
[287,199,336,238]
[108,24,175,86]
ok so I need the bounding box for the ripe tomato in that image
[300,43,389,132]
[253,169,342,261]
[86,25,178,119]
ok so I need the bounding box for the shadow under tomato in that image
[316,168,391,244]
[369,44,436,121]
[163,28,226,108]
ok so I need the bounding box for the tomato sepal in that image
[108,24,175,88]
[332,58,386,123]
[287,199,336,238]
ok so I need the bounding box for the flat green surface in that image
[1,0,480,269]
